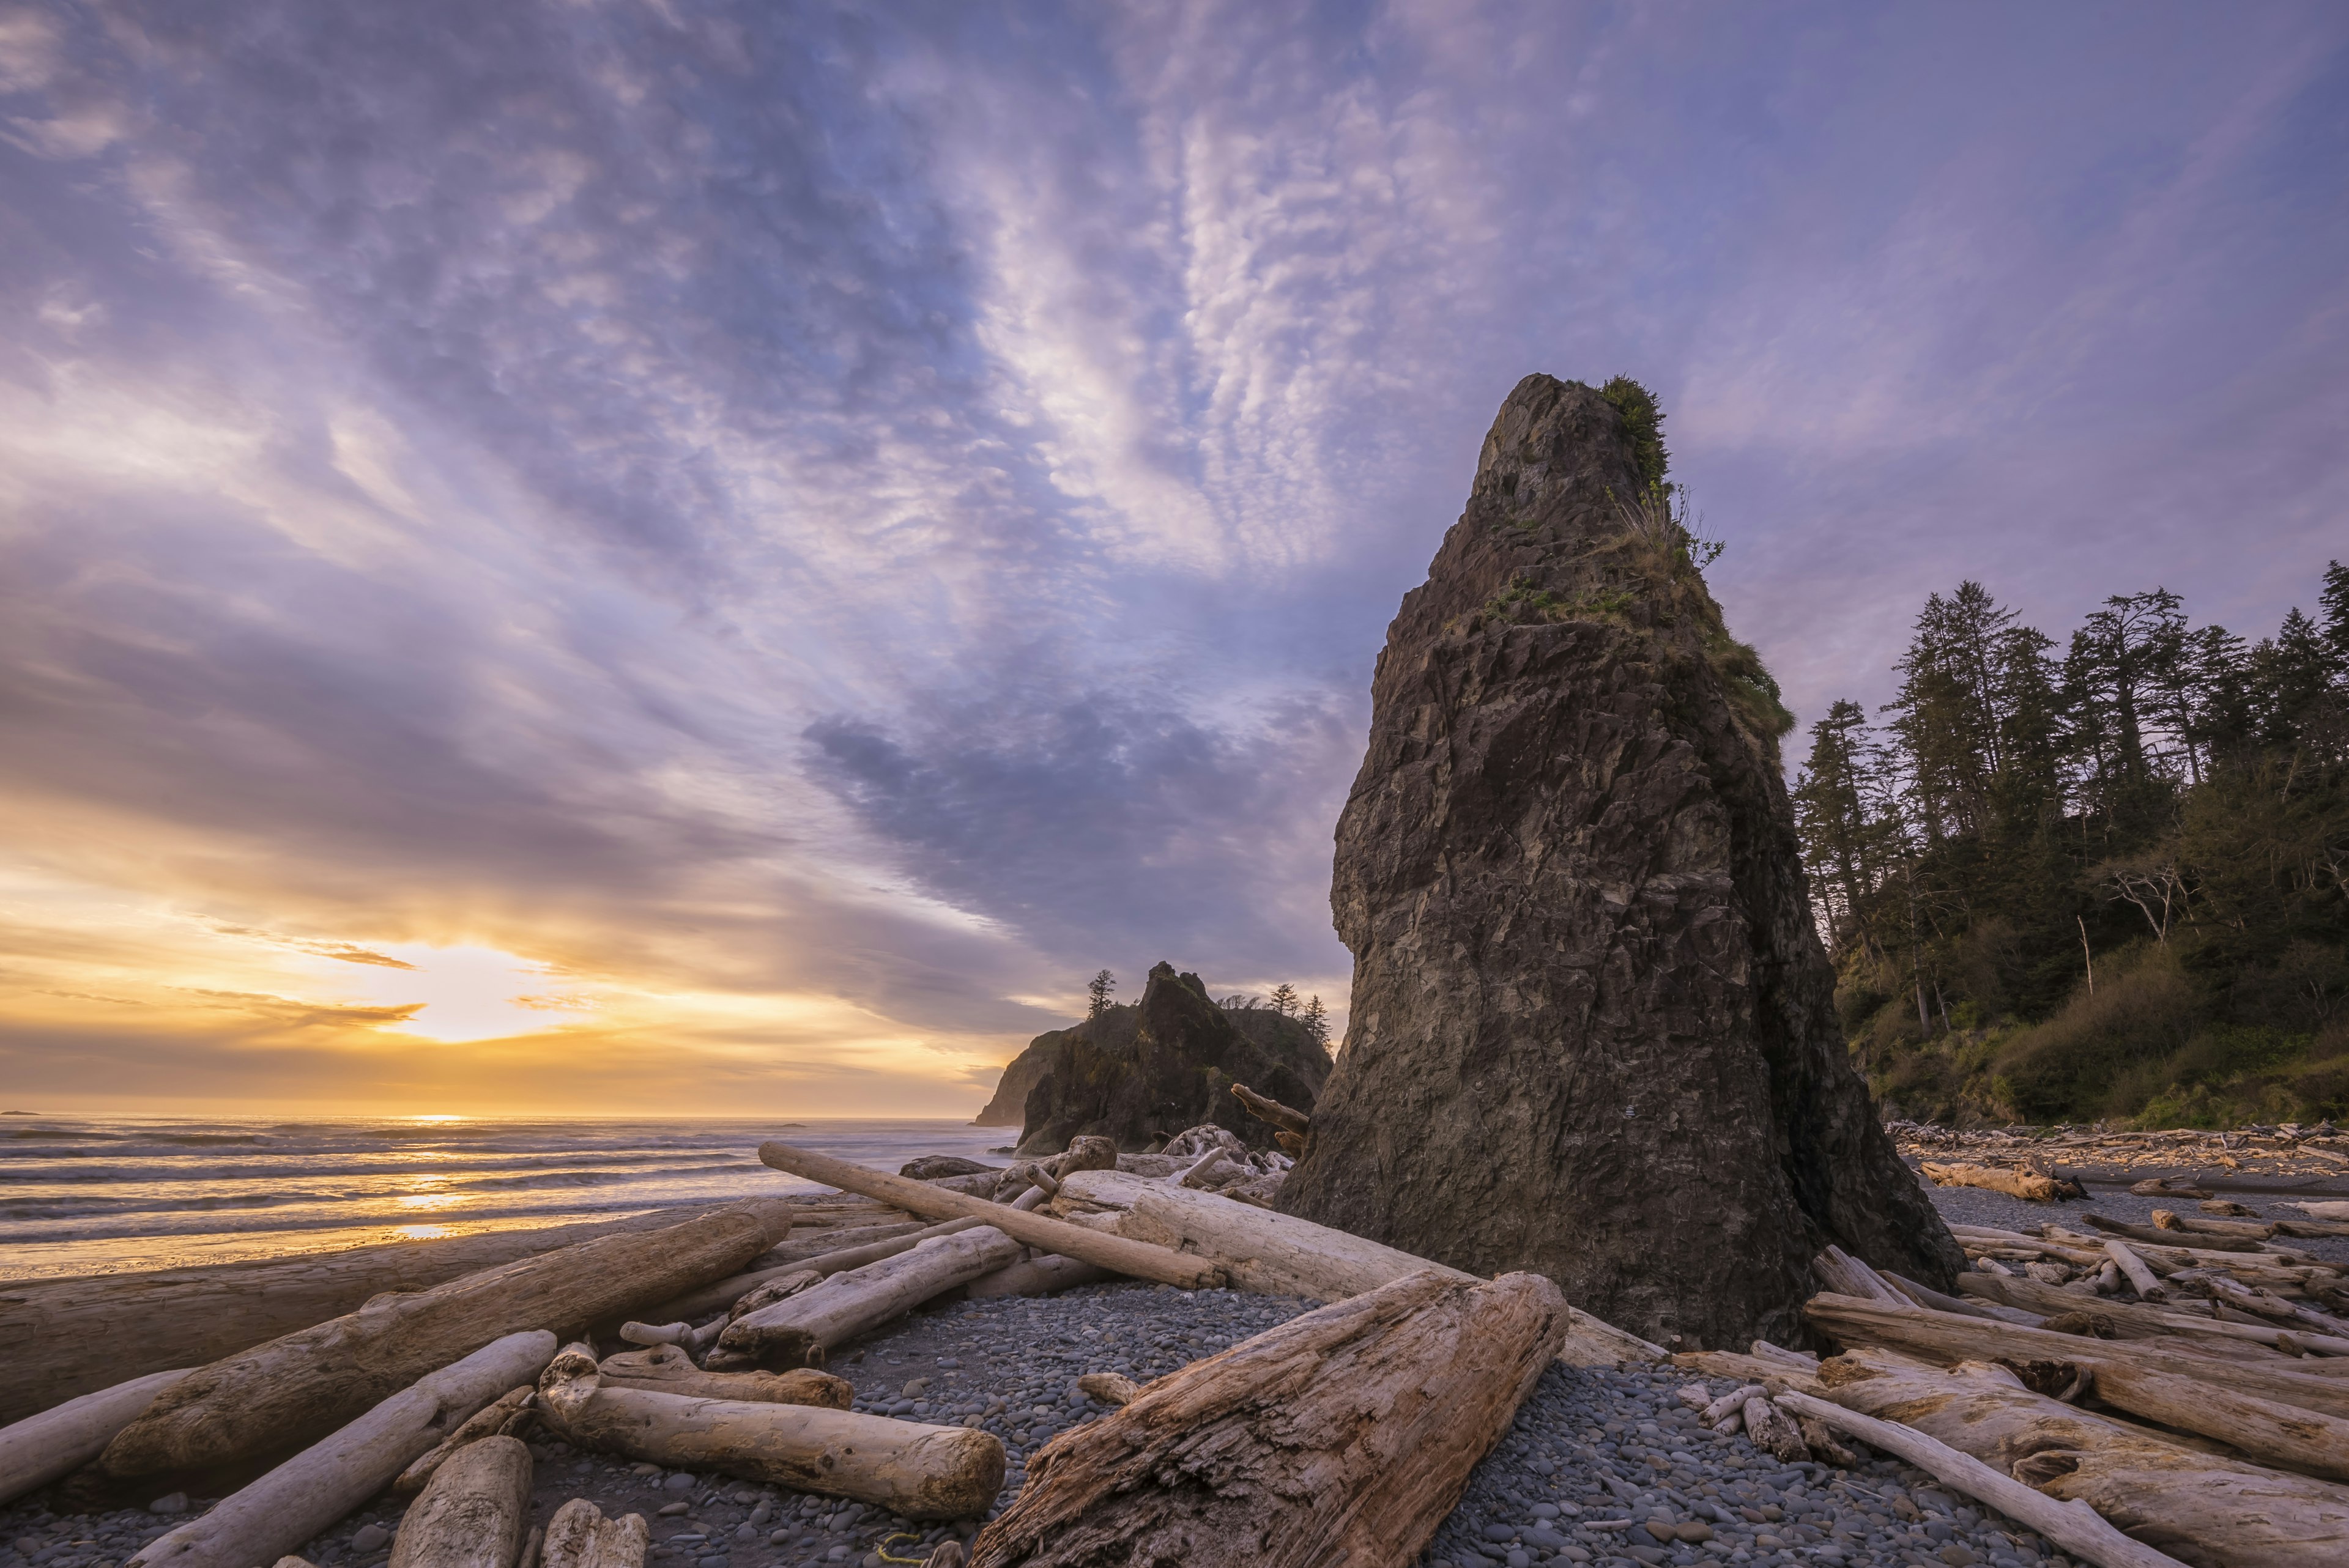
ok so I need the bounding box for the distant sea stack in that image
[1277,374,1962,1348]
[1009,963,1330,1155]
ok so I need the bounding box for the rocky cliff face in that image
[1277,374,1962,1348]
[973,1044,1048,1126]
[1015,964,1329,1155]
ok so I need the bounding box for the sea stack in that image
[1278,374,1962,1348]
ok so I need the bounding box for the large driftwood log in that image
[1050,1169,1663,1367]
[127,1333,556,1568]
[0,1369,193,1506]
[1806,1293,2349,1419]
[757,1142,1222,1289]
[2080,1213,2268,1254]
[1815,1350,2349,1566]
[1919,1163,2068,1202]
[967,1269,1567,1567]
[536,1346,1000,1519]
[720,1227,1023,1367]
[596,1346,850,1408]
[0,1207,721,1426]
[395,1385,536,1493]
[964,1255,1110,1300]
[101,1201,792,1483]
[2088,1361,2349,1484]
[389,1434,532,1568]
[1958,1273,2349,1357]
[538,1500,648,1568]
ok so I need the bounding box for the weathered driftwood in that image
[2088,1361,2349,1484]
[389,1434,532,1568]
[2080,1213,2267,1254]
[757,1141,1222,1289]
[1740,1395,1809,1462]
[2151,1208,2275,1238]
[1812,1246,1905,1304]
[963,1254,1110,1300]
[1670,1352,1824,1394]
[100,1201,792,1483]
[538,1499,648,1568]
[719,1227,1023,1367]
[1229,1082,1310,1136]
[1778,1384,2190,1568]
[1959,1272,2349,1356]
[1075,1374,1137,1407]
[1813,1351,2349,1566]
[1806,1293,2349,1419]
[1919,1162,2067,1202]
[966,1270,1565,1567]
[0,1207,720,1426]
[596,1346,850,1408]
[1175,1148,1232,1189]
[1050,1169,1663,1367]
[0,1367,193,1506]
[395,1384,536,1493]
[536,1345,1001,1519]
[2104,1240,2169,1302]
[127,1332,556,1568]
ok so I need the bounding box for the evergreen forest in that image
[1792,561,2349,1128]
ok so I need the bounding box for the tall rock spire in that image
[1278,374,1961,1348]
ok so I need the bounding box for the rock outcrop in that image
[973,1048,1047,1126]
[1014,965,1329,1155]
[1277,374,1964,1349]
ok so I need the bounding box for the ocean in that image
[0,1114,1017,1281]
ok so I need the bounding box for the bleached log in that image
[1959,1272,2349,1356]
[1670,1352,1824,1394]
[1176,1148,1231,1189]
[2088,1361,2349,1483]
[538,1499,648,1568]
[2079,1213,2268,1254]
[963,1254,1110,1300]
[1813,1246,1905,1304]
[100,1202,790,1482]
[1699,1385,1762,1424]
[1808,1352,2349,1567]
[1777,1385,2191,1568]
[0,1206,724,1426]
[1228,1082,1310,1136]
[389,1434,532,1568]
[1741,1396,1809,1462]
[126,1331,557,1568]
[395,1384,536,1493]
[1075,1374,1137,1407]
[1049,1169,1663,1367]
[967,1270,1566,1567]
[596,1345,850,1408]
[757,1141,1222,1290]
[1880,1268,2043,1325]
[2105,1241,2167,1302]
[1920,1162,2065,1201]
[719,1227,1023,1366]
[2150,1208,2276,1239]
[0,1367,193,1506]
[536,1348,1001,1519]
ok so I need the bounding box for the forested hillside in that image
[1792,562,2349,1127]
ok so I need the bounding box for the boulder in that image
[1277,373,1964,1349]
[1015,964,1329,1155]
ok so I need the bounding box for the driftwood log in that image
[127,1333,557,1568]
[964,1255,1110,1300]
[1918,1163,2071,1202]
[100,1201,792,1484]
[389,1434,532,1568]
[535,1345,1000,1520]
[596,1346,850,1408]
[0,1207,719,1426]
[0,1368,193,1506]
[1049,1169,1663,1367]
[967,1269,1566,1567]
[719,1227,1023,1367]
[756,1142,1222,1289]
[394,1384,536,1493]
[1815,1350,2349,1566]
[538,1500,648,1568]
[1956,1273,2349,1357]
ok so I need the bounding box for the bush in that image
[1992,944,2199,1121]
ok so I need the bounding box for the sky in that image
[2,1,2344,1117]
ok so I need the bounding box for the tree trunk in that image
[536,1348,1000,1520]
[756,1142,1220,1289]
[719,1227,1023,1367]
[1815,1350,2349,1566]
[965,1269,1566,1567]
[390,1435,532,1568]
[538,1500,648,1568]
[126,1333,555,1568]
[0,1369,193,1506]
[1275,374,1964,1350]
[100,1201,792,1484]
[0,1207,724,1426]
[595,1346,850,1408]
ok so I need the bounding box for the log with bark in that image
[0,1207,725,1426]
[538,1500,649,1568]
[1812,1348,2349,1566]
[0,1369,193,1507]
[719,1227,1023,1367]
[965,1269,1567,1568]
[126,1333,557,1568]
[389,1434,532,1568]
[756,1141,1222,1289]
[535,1344,1001,1519]
[395,1385,537,1493]
[98,1200,793,1485]
[595,1346,850,1408]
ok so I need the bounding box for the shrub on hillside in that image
[1992,944,2199,1121]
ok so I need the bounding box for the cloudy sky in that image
[2,1,2343,1115]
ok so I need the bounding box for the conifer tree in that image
[1086,969,1115,1018]
[1302,994,1329,1048]
[1268,982,1298,1016]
